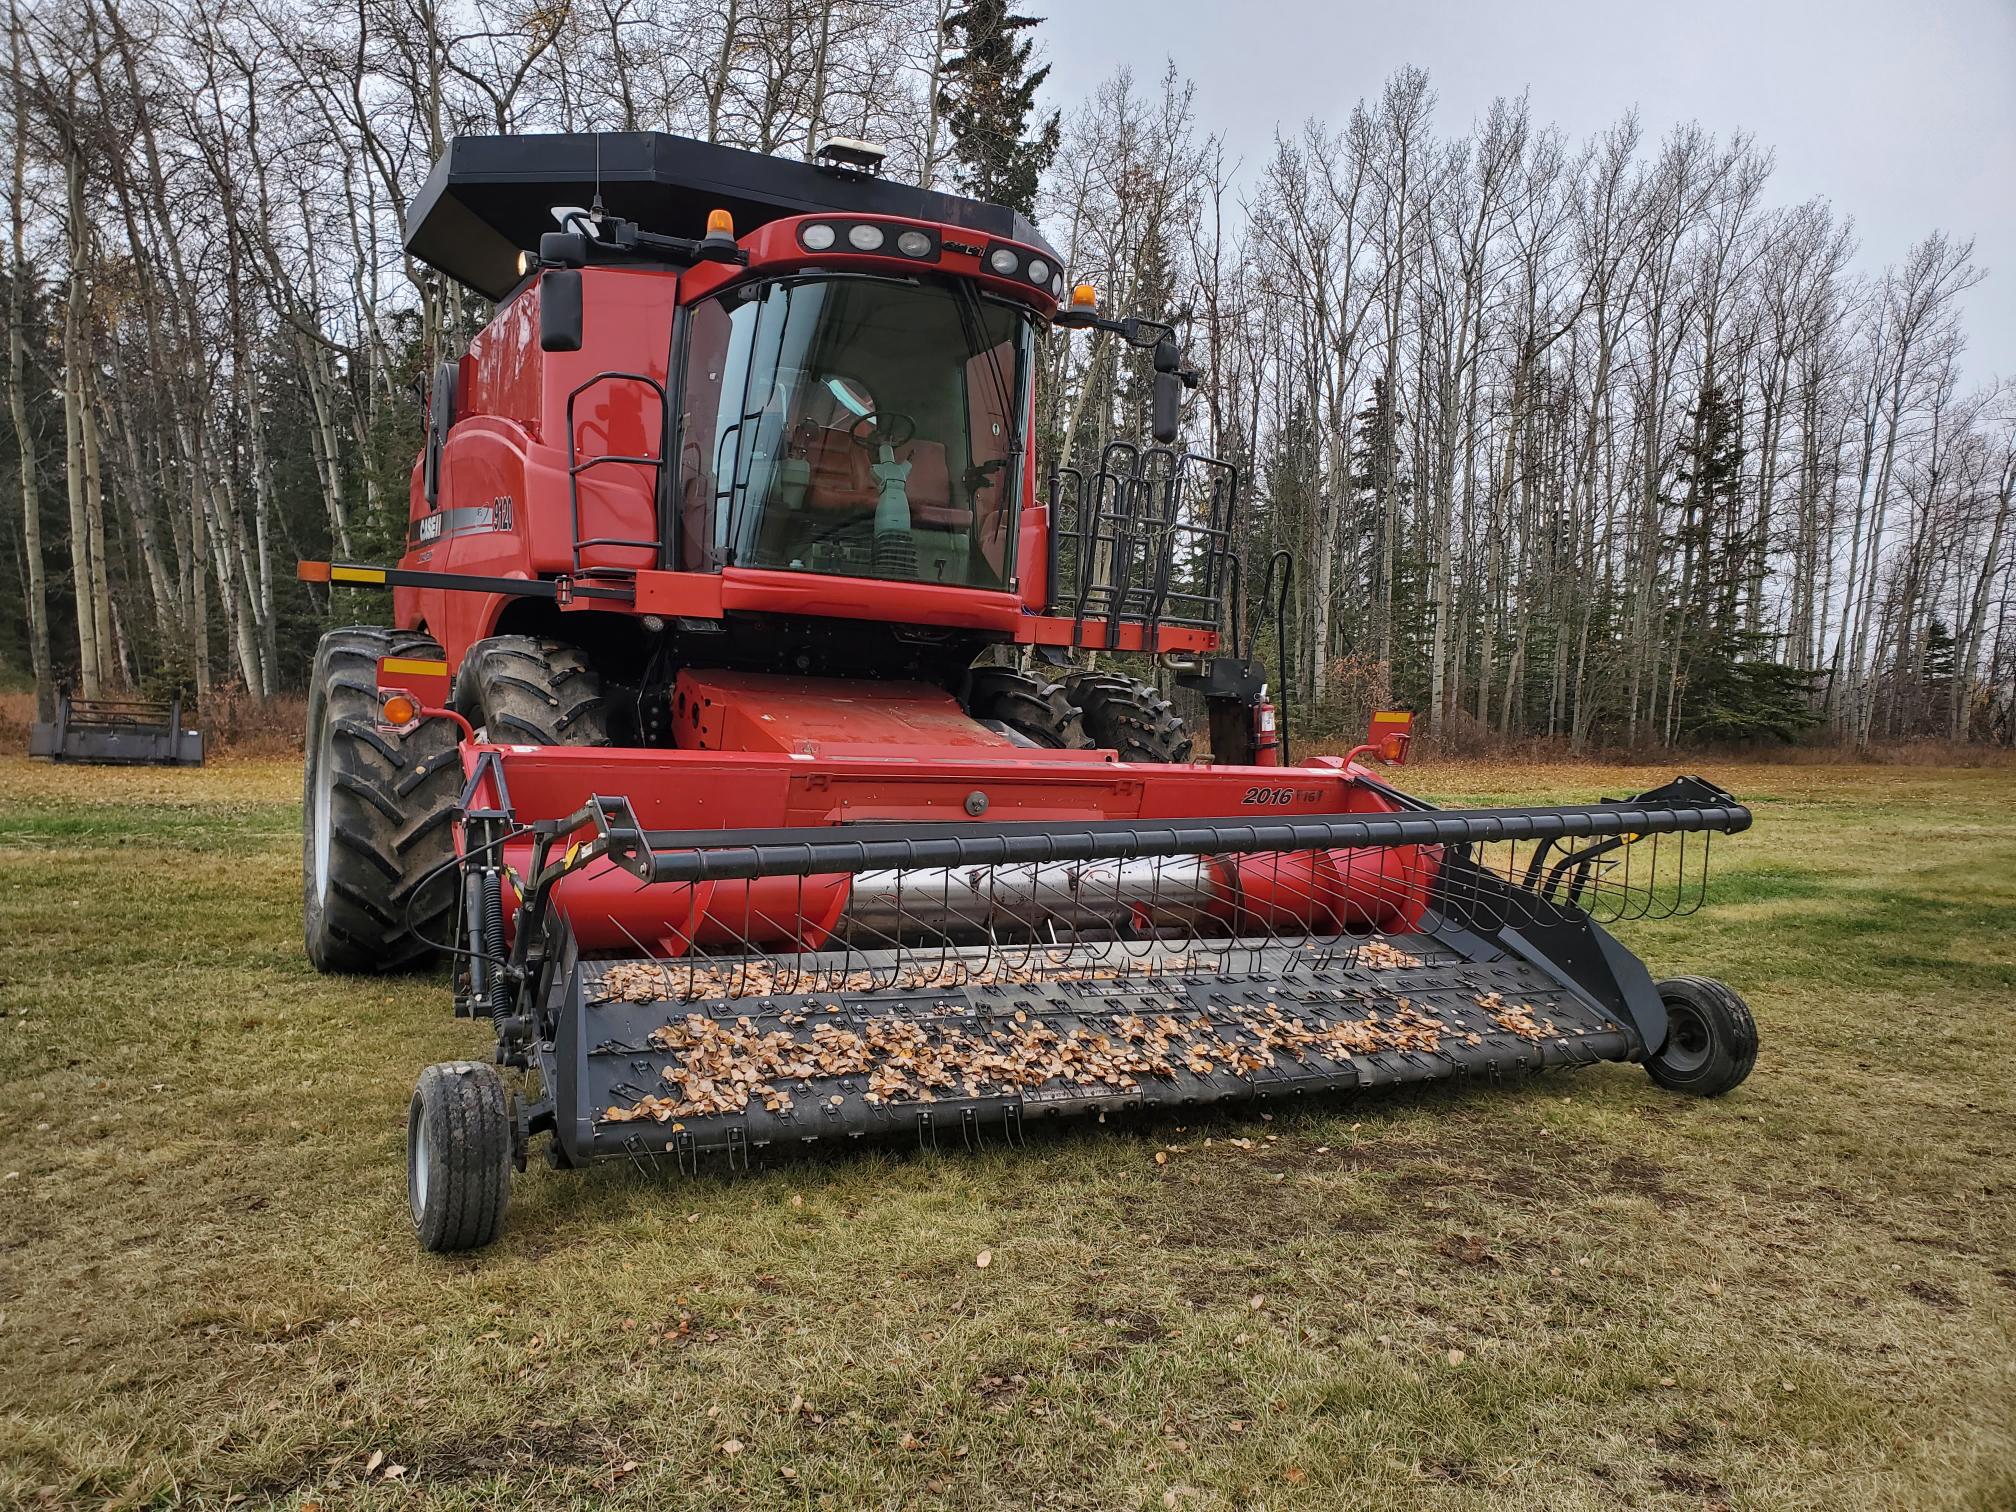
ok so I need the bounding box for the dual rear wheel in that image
[964,666,1192,762]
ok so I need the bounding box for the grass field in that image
[2,753,2013,1510]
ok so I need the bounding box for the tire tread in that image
[303,627,461,973]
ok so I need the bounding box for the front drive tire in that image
[409,1061,513,1252]
[303,627,461,973]
[1645,975,1759,1096]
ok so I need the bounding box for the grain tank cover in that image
[404,130,1058,301]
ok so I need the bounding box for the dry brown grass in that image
[1,755,2013,1510]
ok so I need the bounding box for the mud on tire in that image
[965,666,1090,749]
[303,626,462,973]
[1064,670,1194,764]
[455,635,612,746]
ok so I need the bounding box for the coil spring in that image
[481,867,509,1029]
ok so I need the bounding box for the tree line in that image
[2,0,2010,749]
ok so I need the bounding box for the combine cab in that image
[300,131,1760,1251]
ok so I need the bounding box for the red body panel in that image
[400,267,680,664]
[675,671,1043,755]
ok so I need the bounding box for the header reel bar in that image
[583,777,1748,887]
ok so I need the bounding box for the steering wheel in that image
[848,410,917,452]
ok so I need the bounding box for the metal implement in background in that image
[29,692,203,767]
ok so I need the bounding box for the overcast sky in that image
[1030,0,2016,383]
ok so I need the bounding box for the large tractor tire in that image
[965,666,1089,749]
[454,635,611,746]
[1065,670,1194,764]
[303,626,462,973]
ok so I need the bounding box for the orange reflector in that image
[297,559,332,583]
[1069,282,1097,309]
[706,207,734,237]
[1368,709,1414,766]
[380,693,418,725]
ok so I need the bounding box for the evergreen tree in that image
[1669,383,1818,743]
[937,2,1061,216]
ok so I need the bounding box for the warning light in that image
[1069,282,1097,310]
[706,207,734,238]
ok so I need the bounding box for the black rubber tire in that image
[408,1061,513,1252]
[302,626,462,973]
[455,635,611,746]
[1064,670,1195,764]
[965,666,1090,748]
[1646,976,1759,1096]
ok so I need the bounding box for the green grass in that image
[2,756,2013,1510]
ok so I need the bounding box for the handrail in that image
[565,370,670,575]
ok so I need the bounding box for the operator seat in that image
[800,427,971,529]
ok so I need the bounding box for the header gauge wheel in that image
[1646,976,1758,1096]
[409,1061,512,1252]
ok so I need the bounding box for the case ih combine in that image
[299,132,1758,1252]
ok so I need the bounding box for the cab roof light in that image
[700,206,738,256]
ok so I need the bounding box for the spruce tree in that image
[937,1,1061,215]
[1669,383,1818,743]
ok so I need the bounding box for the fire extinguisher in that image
[1251,694,1281,766]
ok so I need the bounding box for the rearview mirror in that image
[1151,368,1181,445]
[540,269,583,353]
[539,230,588,267]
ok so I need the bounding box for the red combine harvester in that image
[299,132,1758,1252]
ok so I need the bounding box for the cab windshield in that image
[676,275,1031,588]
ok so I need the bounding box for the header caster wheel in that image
[1646,976,1758,1097]
[409,1061,513,1252]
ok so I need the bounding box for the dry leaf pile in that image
[1475,989,1555,1038]
[1353,938,1423,969]
[601,986,1569,1125]
[590,935,1421,1008]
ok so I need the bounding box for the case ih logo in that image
[413,496,513,544]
